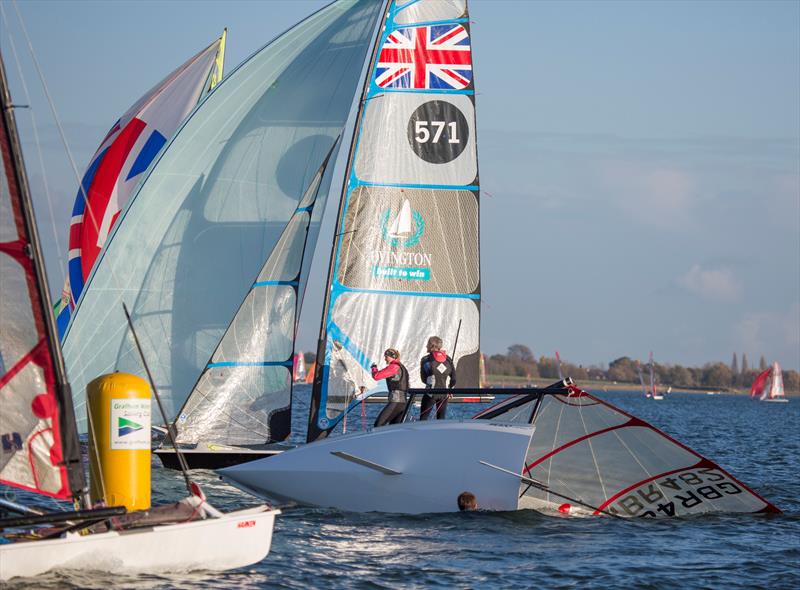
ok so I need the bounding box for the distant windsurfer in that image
[371,348,409,427]
[419,336,456,420]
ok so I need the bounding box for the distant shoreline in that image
[485,375,798,396]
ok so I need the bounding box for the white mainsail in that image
[308,0,480,439]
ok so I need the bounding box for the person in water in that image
[419,336,456,420]
[371,348,409,427]
[458,491,477,511]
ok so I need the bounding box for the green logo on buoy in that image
[118,417,143,438]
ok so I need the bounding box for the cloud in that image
[734,303,800,366]
[677,264,742,302]
[598,161,696,229]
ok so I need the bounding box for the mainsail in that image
[308,0,480,440]
[478,385,780,517]
[751,361,786,401]
[62,0,385,432]
[174,143,339,446]
[0,54,84,500]
[55,32,227,336]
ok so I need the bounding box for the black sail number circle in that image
[407,100,469,164]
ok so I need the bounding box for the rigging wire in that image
[10,0,122,297]
[0,3,65,277]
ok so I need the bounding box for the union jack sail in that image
[375,23,472,90]
[55,32,226,337]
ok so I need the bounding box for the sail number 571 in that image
[414,121,460,144]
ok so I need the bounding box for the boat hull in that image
[155,444,286,470]
[220,421,532,513]
[0,506,278,581]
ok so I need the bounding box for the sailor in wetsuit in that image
[419,336,456,420]
[371,348,410,427]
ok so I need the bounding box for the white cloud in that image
[598,161,696,229]
[677,264,742,302]
[734,303,800,367]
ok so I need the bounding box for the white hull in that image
[762,398,789,403]
[0,505,278,581]
[221,421,533,514]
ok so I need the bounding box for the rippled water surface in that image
[4,388,799,589]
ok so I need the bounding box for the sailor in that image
[419,336,456,420]
[458,491,477,511]
[371,348,409,427]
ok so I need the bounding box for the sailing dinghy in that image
[0,52,277,581]
[750,362,788,403]
[219,0,778,517]
[57,0,779,516]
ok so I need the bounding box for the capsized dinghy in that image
[0,50,277,581]
[221,382,780,516]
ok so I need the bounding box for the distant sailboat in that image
[649,352,664,400]
[294,352,307,383]
[750,362,788,403]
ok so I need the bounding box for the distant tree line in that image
[485,344,800,393]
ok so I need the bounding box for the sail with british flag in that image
[308,0,480,440]
[55,31,227,337]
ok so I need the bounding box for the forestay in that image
[309,0,481,439]
[0,55,83,500]
[515,387,780,517]
[174,143,339,446]
[63,0,385,432]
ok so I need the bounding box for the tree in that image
[607,357,638,383]
[741,353,749,374]
[731,352,738,375]
[759,355,767,371]
[668,365,695,388]
[507,344,535,363]
[701,362,733,388]
[784,370,800,394]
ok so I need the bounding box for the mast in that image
[0,54,86,502]
[307,0,392,442]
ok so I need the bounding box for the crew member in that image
[419,336,456,420]
[371,348,409,427]
[458,491,477,511]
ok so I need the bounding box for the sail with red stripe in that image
[55,32,227,337]
[750,367,771,398]
[0,54,84,500]
[516,386,779,517]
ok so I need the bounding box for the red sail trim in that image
[750,368,771,397]
[591,459,707,515]
[568,386,781,514]
[0,91,71,500]
[0,338,46,389]
[523,417,643,475]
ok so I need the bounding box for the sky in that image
[2,0,798,371]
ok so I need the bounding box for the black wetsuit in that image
[419,352,456,420]
[373,361,409,427]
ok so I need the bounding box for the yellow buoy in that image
[87,373,151,510]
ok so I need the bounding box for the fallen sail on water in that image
[477,384,780,517]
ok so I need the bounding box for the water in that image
[4,388,799,589]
